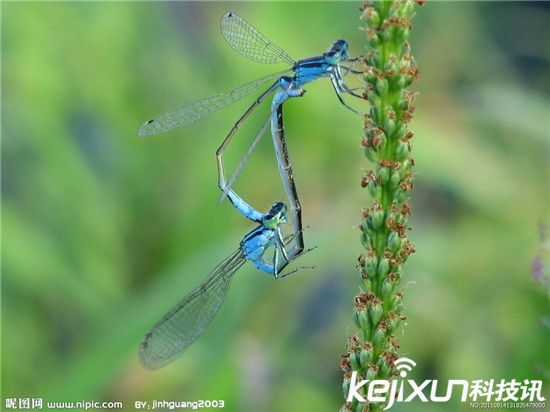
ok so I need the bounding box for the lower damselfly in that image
[139,182,312,370]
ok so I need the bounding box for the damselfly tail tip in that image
[138,336,165,371]
[137,119,156,138]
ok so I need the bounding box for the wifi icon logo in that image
[395,357,416,377]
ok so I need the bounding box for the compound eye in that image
[335,39,345,48]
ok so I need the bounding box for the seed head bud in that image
[365,251,378,275]
[377,165,390,184]
[396,98,408,112]
[352,307,362,329]
[380,28,392,42]
[372,321,388,346]
[373,129,387,150]
[394,124,407,140]
[371,204,385,229]
[377,256,390,277]
[342,372,352,398]
[365,67,377,83]
[395,141,409,161]
[354,302,370,331]
[340,353,351,372]
[383,117,396,138]
[378,357,392,378]
[350,350,361,370]
[369,298,383,325]
[397,73,412,89]
[392,289,404,307]
[368,32,381,48]
[364,147,379,163]
[389,168,401,189]
[365,8,380,26]
[359,342,374,367]
[387,231,402,253]
[370,106,379,123]
[376,78,389,95]
[371,53,382,68]
[394,188,407,203]
[401,158,413,174]
[365,364,379,380]
[388,311,405,333]
[381,273,398,299]
[366,90,381,106]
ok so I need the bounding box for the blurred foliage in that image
[2,2,549,411]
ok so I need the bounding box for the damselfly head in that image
[263,202,288,228]
[326,39,349,64]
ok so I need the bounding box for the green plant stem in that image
[341,1,421,411]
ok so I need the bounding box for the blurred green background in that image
[2,2,549,411]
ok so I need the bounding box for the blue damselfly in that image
[140,184,311,370]
[138,12,362,256]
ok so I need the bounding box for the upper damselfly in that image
[138,12,362,262]
[138,12,360,138]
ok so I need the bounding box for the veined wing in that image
[139,249,246,370]
[138,71,288,137]
[219,113,272,203]
[221,12,296,66]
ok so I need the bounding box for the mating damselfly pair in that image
[138,12,362,370]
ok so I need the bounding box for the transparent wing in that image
[221,12,296,66]
[138,71,288,137]
[219,114,271,203]
[139,249,246,370]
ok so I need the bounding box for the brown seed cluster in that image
[343,1,420,411]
